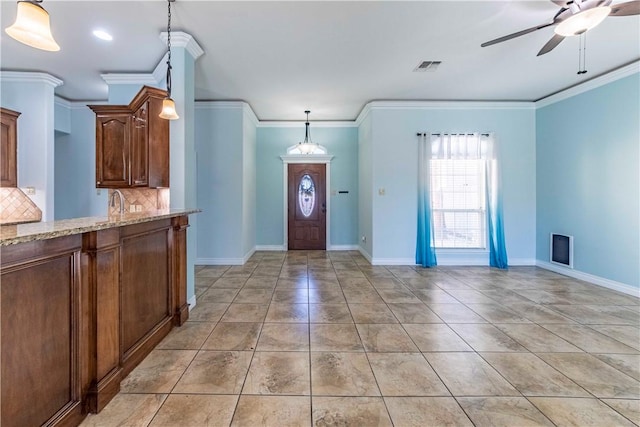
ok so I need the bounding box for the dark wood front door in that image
[288,163,326,250]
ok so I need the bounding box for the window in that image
[431,159,486,248]
[417,132,508,268]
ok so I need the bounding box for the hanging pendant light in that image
[298,110,319,154]
[5,0,60,52]
[159,0,179,120]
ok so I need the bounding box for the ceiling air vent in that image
[414,61,442,72]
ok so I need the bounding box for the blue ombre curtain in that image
[416,133,437,267]
[418,132,507,269]
[484,133,509,269]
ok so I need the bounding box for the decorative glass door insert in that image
[298,174,315,217]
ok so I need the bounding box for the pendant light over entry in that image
[5,0,60,52]
[159,0,179,120]
[297,110,319,154]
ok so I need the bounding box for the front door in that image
[288,163,326,250]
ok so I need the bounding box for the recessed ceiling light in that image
[92,30,113,41]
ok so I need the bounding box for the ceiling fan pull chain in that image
[577,33,588,75]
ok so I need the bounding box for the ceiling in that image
[1,0,638,121]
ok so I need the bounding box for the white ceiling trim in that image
[195,101,246,110]
[159,31,204,60]
[243,103,259,127]
[54,96,72,109]
[354,100,535,127]
[100,73,158,85]
[0,71,63,87]
[258,121,357,128]
[535,61,640,108]
[152,52,169,84]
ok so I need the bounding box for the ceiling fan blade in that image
[481,22,555,47]
[610,0,640,16]
[537,34,565,56]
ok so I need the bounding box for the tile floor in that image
[81,251,640,427]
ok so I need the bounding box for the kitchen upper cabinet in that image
[89,86,169,189]
[0,107,20,187]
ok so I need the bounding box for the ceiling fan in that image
[481,0,640,56]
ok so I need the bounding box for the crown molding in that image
[100,73,158,85]
[54,96,72,109]
[0,71,63,87]
[152,52,169,84]
[258,121,356,128]
[159,31,204,60]
[243,103,259,127]
[55,97,109,110]
[535,61,640,108]
[365,100,534,111]
[195,101,246,110]
[194,101,260,126]
[355,103,372,127]
[354,100,534,127]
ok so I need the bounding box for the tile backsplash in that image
[0,187,42,225]
[108,188,170,215]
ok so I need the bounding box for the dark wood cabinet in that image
[89,86,169,189]
[1,215,190,426]
[1,235,84,427]
[0,107,20,187]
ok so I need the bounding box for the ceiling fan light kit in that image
[481,0,639,57]
[554,6,612,36]
[5,0,60,52]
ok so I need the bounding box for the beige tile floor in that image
[81,251,640,427]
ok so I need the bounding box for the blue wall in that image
[195,103,257,263]
[358,114,373,258]
[536,74,640,288]
[55,105,107,219]
[256,126,359,248]
[242,110,257,256]
[359,104,537,265]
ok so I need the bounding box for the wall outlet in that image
[24,187,36,195]
[361,235,367,243]
[129,205,137,213]
[378,188,385,196]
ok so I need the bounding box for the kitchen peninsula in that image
[1,209,198,427]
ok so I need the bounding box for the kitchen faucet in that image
[109,189,125,214]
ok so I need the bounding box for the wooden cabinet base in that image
[1,216,190,426]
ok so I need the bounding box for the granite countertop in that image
[0,208,201,246]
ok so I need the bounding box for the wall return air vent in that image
[413,61,442,72]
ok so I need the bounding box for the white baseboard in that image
[509,258,537,266]
[371,257,416,266]
[537,260,640,298]
[243,247,256,263]
[188,294,197,311]
[358,246,372,263]
[328,245,359,251]
[255,245,286,251]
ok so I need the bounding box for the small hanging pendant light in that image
[5,0,60,52]
[159,0,179,120]
[298,110,318,154]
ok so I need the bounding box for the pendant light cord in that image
[166,0,173,96]
[305,110,311,143]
